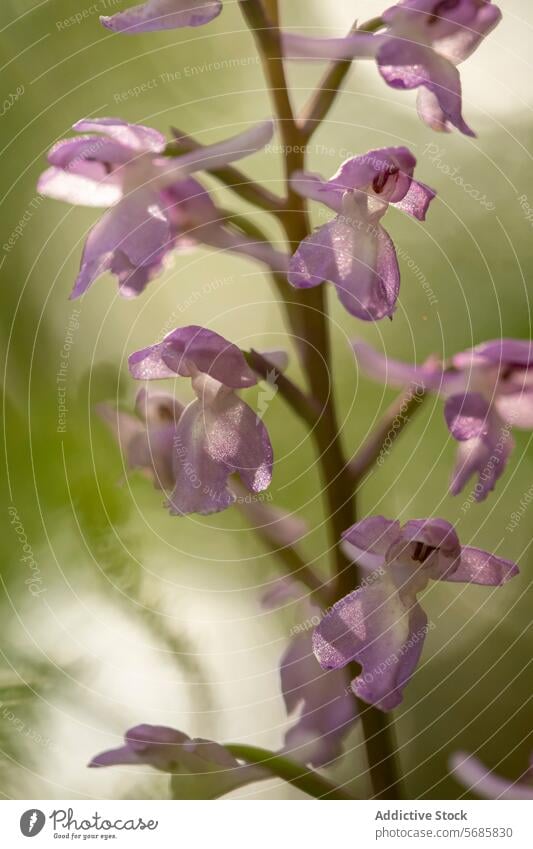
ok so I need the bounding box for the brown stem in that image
[241,0,403,799]
[168,128,285,213]
[245,348,320,427]
[349,387,427,483]
[298,17,385,140]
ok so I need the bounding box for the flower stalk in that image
[226,743,357,800]
[241,0,404,800]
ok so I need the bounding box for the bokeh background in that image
[1,0,532,800]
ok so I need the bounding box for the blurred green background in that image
[1,0,532,799]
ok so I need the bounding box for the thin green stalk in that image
[226,744,357,799]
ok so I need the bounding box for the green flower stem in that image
[226,744,357,800]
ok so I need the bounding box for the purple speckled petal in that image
[448,403,514,501]
[101,0,222,34]
[47,134,133,168]
[72,118,166,152]
[280,631,358,767]
[377,39,475,136]
[444,392,491,440]
[393,177,436,220]
[313,578,428,711]
[129,325,257,388]
[168,374,272,516]
[450,751,533,800]
[442,546,518,586]
[288,215,400,321]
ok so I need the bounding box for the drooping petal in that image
[377,39,475,136]
[313,578,428,711]
[168,375,272,516]
[441,546,518,586]
[89,724,265,800]
[450,751,533,800]
[280,631,358,767]
[101,0,222,33]
[392,176,436,220]
[447,400,514,501]
[288,216,400,322]
[70,193,170,298]
[129,325,257,388]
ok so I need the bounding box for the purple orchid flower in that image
[283,1,501,136]
[101,0,222,34]
[288,148,435,321]
[38,117,277,298]
[450,750,533,800]
[263,581,358,767]
[89,724,265,800]
[127,325,273,515]
[313,515,518,711]
[353,337,533,501]
[98,387,183,490]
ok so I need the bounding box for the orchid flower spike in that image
[313,515,518,710]
[38,118,274,298]
[288,147,435,320]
